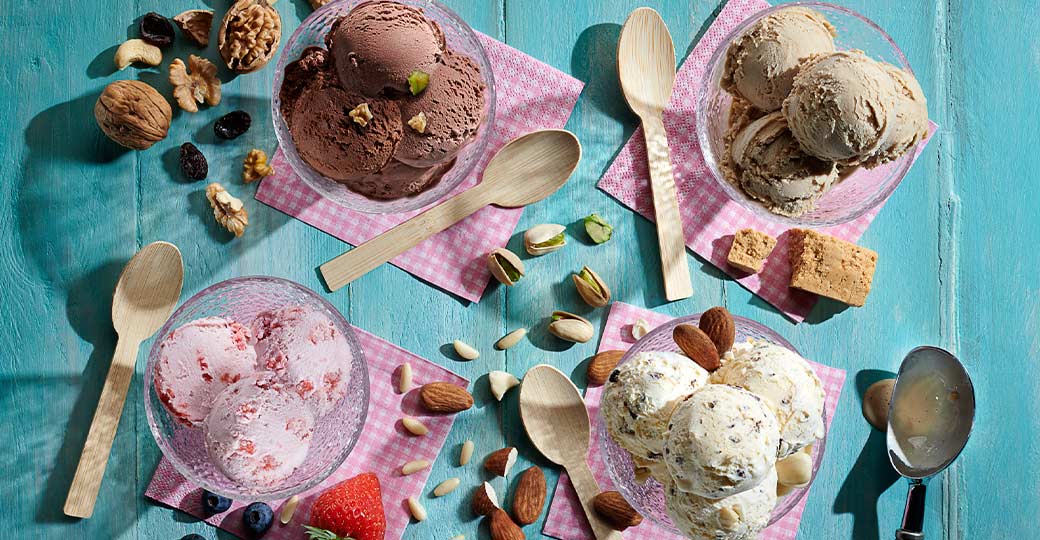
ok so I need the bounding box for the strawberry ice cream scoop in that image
[252,306,353,417]
[204,373,315,488]
[153,317,257,426]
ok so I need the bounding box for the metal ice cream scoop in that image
[886,346,975,540]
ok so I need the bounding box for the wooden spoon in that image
[64,241,183,518]
[519,365,622,540]
[320,129,581,291]
[618,7,693,301]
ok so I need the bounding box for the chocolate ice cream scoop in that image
[396,50,487,167]
[327,0,446,96]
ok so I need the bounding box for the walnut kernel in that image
[173,10,215,47]
[206,183,248,237]
[309,0,332,8]
[218,0,282,74]
[349,103,373,127]
[169,55,221,113]
[243,149,274,183]
[407,112,427,133]
[94,80,171,150]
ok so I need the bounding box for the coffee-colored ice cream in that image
[864,63,929,167]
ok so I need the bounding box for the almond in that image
[419,382,474,413]
[471,481,499,516]
[512,466,546,525]
[699,307,735,354]
[484,447,518,477]
[587,350,624,386]
[673,324,721,371]
[592,491,643,531]
[487,508,525,540]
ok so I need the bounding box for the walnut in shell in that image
[173,9,215,47]
[169,55,221,113]
[218,0,281,74]
[205,183,248,237]
[94,80,171,150]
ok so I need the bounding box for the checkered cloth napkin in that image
[146,327,468,539]
[543,302,846,540]
[255,34,584,302]
[597,0,935,322]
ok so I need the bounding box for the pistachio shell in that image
[548,311,594,343]
[573,266,611,307]
[524,224,567,256]
[487,248,525,286]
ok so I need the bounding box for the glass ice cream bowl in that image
[144,276,369,501]
[597,314,828,533]
[697,2,918,227]
[272,0,496,215]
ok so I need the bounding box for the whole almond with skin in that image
[484,447,518,477]
[488,508,525,540]
[587,350,625,386]
[699,307,735,354]
[673,324,721,371]
[512,467,546,525]
[419,382,474,413]
[593,491,643,531]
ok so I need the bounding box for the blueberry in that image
[242,502,274,537]
[180,535,206,540]
[201,490,232,514]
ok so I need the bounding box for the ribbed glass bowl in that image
[697,2,916,227]
[143,276,369,501]
[597,314,827,533]
[272,0,496,214]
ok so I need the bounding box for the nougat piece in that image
[727,228,778,273]
[788,229,878,307]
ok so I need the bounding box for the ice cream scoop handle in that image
[64,336,141,518]
[565,460,624,540]
[641,114,693,301]
[895,481,927,539]
[320,186,492,291]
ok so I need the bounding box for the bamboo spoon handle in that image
[566,460,624,540]
[641,114,693,301]
[64,336,141,518]
[321,186,492,291]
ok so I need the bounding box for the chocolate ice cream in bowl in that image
[697,3,929,227]
[272,0,496,214]
[144,276,369,500]
[598,315,828,538]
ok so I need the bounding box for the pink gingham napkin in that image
[146,327,468,540]
[598,0,935,322]
[256,34,584,302]
[543,302,846,540]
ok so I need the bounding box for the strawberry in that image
[305,473,386,540]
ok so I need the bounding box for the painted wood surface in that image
[0,0,1034,539]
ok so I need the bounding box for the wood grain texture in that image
[1,0,1037,538]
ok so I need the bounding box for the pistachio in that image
[524,224,567,256]
[573,266,611,307]
[487,248,525,286]
[548,311,594,343]
[584,213,613,244]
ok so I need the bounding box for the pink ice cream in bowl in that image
[144,276,368,500]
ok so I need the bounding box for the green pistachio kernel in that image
[408,70,430,95]
[584,213,613,244]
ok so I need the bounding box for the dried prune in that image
[179,142,208,180]
[140,12,175,48]
[214,110,251,140]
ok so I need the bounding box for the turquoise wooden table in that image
[2,0,1035,538]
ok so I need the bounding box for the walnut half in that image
[169,55,221,113]
[219,0,282,74]
[205,183,248,237]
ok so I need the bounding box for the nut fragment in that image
[573,266,611,308]
[309,0,332,8]
[488,371,520,401]
[433,477,461,497]
[401,417,429,436]
[459,440,475,466]
[631,319,651,340]
[279,494,300,525]
[453,339,480,360]
[484,447,518,477]
[586,350,624,386]
[548,311,594,343]
[407,112,428,133]
[94,80,171,150]
[471,482,499,515]
[487,248,525,286]
[584,213,613,244]
[243,148,274,183]
[775,452,812,488]
[174,10,215,47]
[349,103,373,127]
[397,362,413,394]
[114,39,162,70]
[218,0,282,73]
[401,460,431,475]
[592,491,643,531]
[205,182,248,237]
[524,224,566,256]
[495,328,527,350]
[718,506,740,530]
[407,496,427,521]
[169,55,221,113]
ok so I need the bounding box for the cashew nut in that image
[114,39,162,70]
